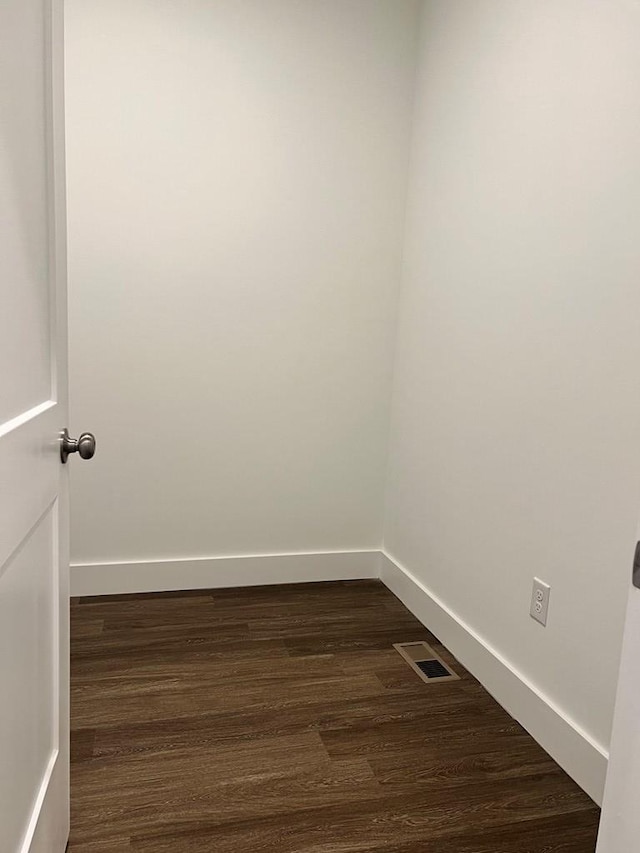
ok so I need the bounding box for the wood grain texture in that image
[69,580,600,851]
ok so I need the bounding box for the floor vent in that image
[393,641,460,684]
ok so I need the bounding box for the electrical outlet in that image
[530,578,550,626]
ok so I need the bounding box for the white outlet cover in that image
[530,578,551,626]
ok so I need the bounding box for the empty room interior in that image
[5,0,640,851]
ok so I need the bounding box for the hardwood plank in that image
[70,637,290,679]
[70,728,96,764]
[84,690,455,762]
[128,773,596,853]
[72,736,380,843]
[67,839,131,852]
[69,619,104,638]
[376,809,600,853]
[71,670,386,728]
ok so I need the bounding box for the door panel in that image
[0,1,69,851]
[0,0,53,422]
[0,507,57,853]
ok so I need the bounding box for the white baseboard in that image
[70,549,381,597]
[379,551,608,805]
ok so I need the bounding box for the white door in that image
[596,546,640,851]
[0,1,72,851]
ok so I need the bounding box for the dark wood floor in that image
[69,580,600,852]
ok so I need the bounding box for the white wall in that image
[65,0,420,568]
[385,0,640,775]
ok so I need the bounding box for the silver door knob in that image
[60,428,96,463]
